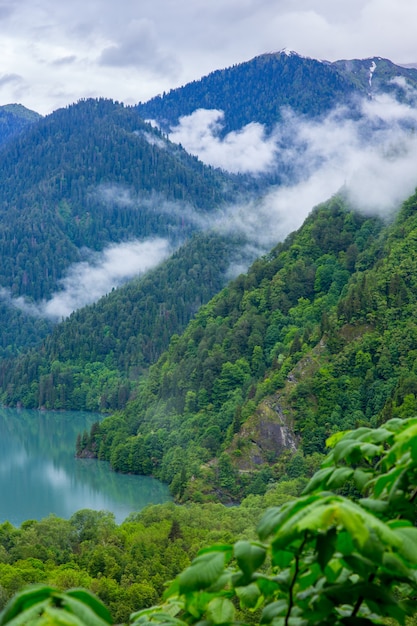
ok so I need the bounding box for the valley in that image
[1,49,417,624]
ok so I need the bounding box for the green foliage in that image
[0,585,112,626]
[0,502,261,622]
[0,105,40,147]
[136,419,417,626]
[0,231,242,411]
[82,197,383,498]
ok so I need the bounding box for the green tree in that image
[135,417,417,626]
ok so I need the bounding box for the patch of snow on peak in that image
[369,61,377,87]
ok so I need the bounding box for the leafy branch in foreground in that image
[0,585,112,626]
[131,417,417,626]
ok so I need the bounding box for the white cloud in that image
[169,109,277,174]
[175,92,417,258]
[0,0,416,113]
[165,92,417,222]
[2,238,172,321]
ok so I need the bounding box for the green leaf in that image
[326,467,354,490]
[341,618,383,626]
[254,576,279,598]
[342,553,377,578]
[257,494,321,540]
[0,585,57,625]
[302,468,334,494]
[57,594,112,626]
[206,597,235,624]
[260,599,287,624]
[64,589,112,624]
[233,541,266,579]
[297,564,323,591]
[178,551,226,593]
[235,583,262,609]
[32,606,86,626]
[390,525,417,564]
[271,550,293,569]
[381,553,410,578]
[0,601,51,626]
[326,430,351,448]
[358,499,388,514]
[316,528,337,571]
[353,469,373,491]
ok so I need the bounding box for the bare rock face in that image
[228,340,330,470]
[229,393,298,470]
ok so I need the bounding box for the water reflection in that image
[0,407,170,525]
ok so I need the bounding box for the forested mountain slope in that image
[80,194,395,500]
[0,232,247,411]
[0,103,41,146]
[0,98,238,356]
[0,98,233,300]
[136,51,417,134]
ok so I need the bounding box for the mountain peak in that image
[0,103,41,121]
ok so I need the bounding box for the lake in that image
[0,407,171,526]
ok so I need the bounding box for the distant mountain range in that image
[136,51,417,133]
[2,49,417,428]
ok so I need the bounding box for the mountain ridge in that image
[136,51,417,134]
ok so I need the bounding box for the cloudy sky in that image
[1,0,417,115]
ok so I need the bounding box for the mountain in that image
[3,51,417,438]
[0,231,248,411]
[136,51,359,135]
[136,51,417,134]
[0,98,240,356]
[77,194,390,499]
[332,56,417,100]
[0,103,41,146]
[2,51,416,360]
[74,188,417,502]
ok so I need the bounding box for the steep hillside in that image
[0,232,247,411]
[333,56,417,101]
[80,195,386,500]
[0,98,238,355]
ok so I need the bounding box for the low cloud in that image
[168,91,417,225]
[94,183,135,207]
[6,89,417,321]
[2,237,172,321]
[161,91,417,274]
[135,130,167,149]
[169,109,277,174]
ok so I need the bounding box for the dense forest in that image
[0,98,240,356]
[0,98,234,303]
[0,232,249,411]
[0,104,40,147]
[0,501,261,622]
[137,52,417,134]
[76,189,417,504]
[137,52,358,135]
[1,417,417,626]
[75,196,382,498]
